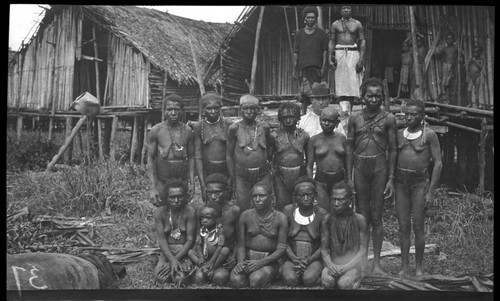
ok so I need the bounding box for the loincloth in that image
[203,158,228,177]
[235,163,270,184]
[157,158,188,181]
[315,168,345,194]
[276,165,306,191]
[354,153,386,175]
[396,167,429,194]
[291,241,314,258]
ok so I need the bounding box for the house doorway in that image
[370,29,408,98]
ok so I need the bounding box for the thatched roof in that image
[45,5,233,86]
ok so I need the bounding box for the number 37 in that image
[12,265,48,291]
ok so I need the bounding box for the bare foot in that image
[415,268,424,277]
[371,264,388,276]
[398,268,410,277]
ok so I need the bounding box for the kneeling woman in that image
[230,183,288,288]
[154,179,196,284]
[282,176,327,287]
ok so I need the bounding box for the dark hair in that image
[331,181,352,197]
[302,6,318,19]
[253,182,272,195]
[163,178,188,196]
[278,102,301,121]
[294,176,316,192]
[201,92,222,109]
[406,99,425,111]
[165,94,184,110]
[360,77,384,98]
[204,201,222,217]
[205,173,229,188]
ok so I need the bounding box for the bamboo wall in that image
[149,66,204,114]
[8,7,77,111]
[219,5,493,109]
[104,35,150,107]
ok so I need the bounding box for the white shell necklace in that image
[403,127,422,140]
[293,207,315,225]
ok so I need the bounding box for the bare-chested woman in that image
[148,94,195,207]
[270,102,309,210]
[282,176,327,287]
[227,94,272,211]
[307,106,351,211]
[193,93,233,199]
[321,181,368,289]
[154,179,196,284]
[230,184,288,288]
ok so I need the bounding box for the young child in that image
[188,202,230,284]
[399,41,413,97]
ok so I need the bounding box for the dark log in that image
[64,117,73,164]
[46,116,87,171]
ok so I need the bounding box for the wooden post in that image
[48,117,54,142]
[76,129,83,157]
[64,117,73,164]
[295,7,299,32]
[16,115,23,141]
[141,120,149,165]
[93,24,101,101]
[188,38,205,120]
[383,79,391,112]
[317,6,323,29]
[409,6,423,100]
[103,119,112,156]
[130,116,139,164]
[250,6,265,95]
[161,71,167,122]
[478,118,487,197]
[97,118,103,159]
[283,7,294,61]
[46,116,87,172]
[109,115,118,162]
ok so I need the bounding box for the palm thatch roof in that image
[44,5,233,86]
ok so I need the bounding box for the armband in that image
[277,243,287,250]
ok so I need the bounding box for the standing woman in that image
[154,179,197,284]
[306,107,350,211]
[193,92,233,199]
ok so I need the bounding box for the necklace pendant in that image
[171,228,181,240]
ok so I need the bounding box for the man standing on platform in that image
[292,6,329,115]
[329,5,365,112]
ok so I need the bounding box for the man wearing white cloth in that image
[328,5,365,112]
[298,82,345,137]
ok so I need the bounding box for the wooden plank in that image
[250,6,265,95]
[92,24,101,102]
[46,116,87,171]
[409,6,423,100]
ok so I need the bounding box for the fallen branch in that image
[368,244,438,260]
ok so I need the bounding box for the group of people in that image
[146,72,442,288]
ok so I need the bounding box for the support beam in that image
[478,118,488,197]
[48,117,54,142]
[250,6,265,95]
[130,116,139,164]
[46,116,87,172]
[97,118,103,159]
[141,120,149,165]
[109,116,118,162]
[17,115,23,141]
[409,6,423,100]
[64,117,74,164]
